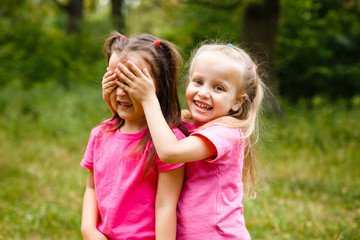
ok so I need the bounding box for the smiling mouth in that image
[118,101,133,107]
[194,100,213,111]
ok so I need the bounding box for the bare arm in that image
[155,166,185,240]
[81,170,108,240]
[115,62,217,164]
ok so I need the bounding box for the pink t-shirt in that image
[177,121,250,240]
[81,119,185,240]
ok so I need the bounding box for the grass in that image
[0,84,359,239]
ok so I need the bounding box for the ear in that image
[231,94,247,112]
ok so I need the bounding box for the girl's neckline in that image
[114,127,148,139]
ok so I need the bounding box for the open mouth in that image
[118,101,133,108]
[194,100,213,111]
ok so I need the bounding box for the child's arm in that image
[155,166,185,240]
[115,62,217,164]
[102,68,117,115]
[81,170,108,240]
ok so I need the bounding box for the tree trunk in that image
[54,0,84,34]
[243,0,279,93]
[65,0,84,34]
[111,0,125,33]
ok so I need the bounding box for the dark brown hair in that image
[103,31,183,175]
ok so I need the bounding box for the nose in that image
[116,86,127,97]
[197,86,210,99]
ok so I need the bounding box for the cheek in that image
[185,91,192,104]
[185,85,193,98]
[109,90,117,102]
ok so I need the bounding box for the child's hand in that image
[102,67,117,114]
[115,61,157,104]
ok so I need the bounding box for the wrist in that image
[142,94,160,112]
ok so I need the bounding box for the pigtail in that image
[104,31,129,63]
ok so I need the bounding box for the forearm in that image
[142,96,216,163]
[81,171,101,238]
[142,97,180,162]
[81,188,100,234]
[155,205,177,240]
[155,167,184,240]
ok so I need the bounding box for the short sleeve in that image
[192,126,242,164]
[80,129,96,170]
[156,127,186,172]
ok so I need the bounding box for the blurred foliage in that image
[0,0,110,88]
[277,0,360,99]
[0,0,359,99]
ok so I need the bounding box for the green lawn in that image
[0,85,359,239]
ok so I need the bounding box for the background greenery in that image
[0,0,359,239]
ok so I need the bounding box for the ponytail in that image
[104,31,129,64]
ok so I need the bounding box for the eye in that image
[193,79,202,86]
[214,85,224,91]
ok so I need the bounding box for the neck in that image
[120,119,148,134]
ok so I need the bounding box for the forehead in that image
[192,50,242,83]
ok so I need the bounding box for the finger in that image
[117,63,136,80]
[115,79,129,87]
[104,80,117,90]
[117,81,130,92]
[102,71,114,82]
[116,69,133,87]
[127,60,145,78]
[143,68,152,79]
[108,73,117,81]
[102,74,117,86]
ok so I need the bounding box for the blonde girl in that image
[108,42,264,239]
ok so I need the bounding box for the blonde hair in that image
[188,43,266,196]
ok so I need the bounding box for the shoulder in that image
[89,118,116,138]
[194,125,244,163]
[196,125,242,139]
[193,125,243,153]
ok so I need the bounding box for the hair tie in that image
[254,65,258,70]
[227,43,233,48]
[119,35,127,40]
[154,40,160,46]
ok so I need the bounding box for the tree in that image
[111,0,125,33]
[243,0,279,92]
[54,0,84,34]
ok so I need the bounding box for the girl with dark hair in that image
[81,32,186,240]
